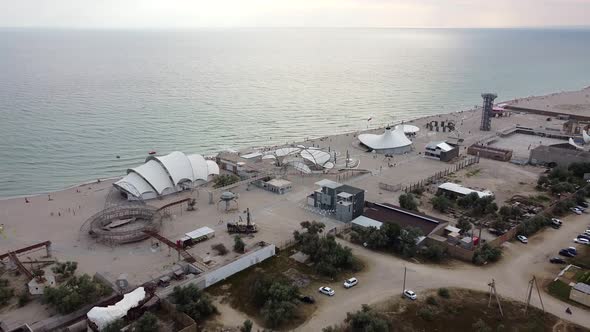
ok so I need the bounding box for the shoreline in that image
[1,86,588,200]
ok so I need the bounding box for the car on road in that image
[578,234,590,241]
[579,201,589,208]
[319,286,335,296]
[567,247,578,255]
[559,249,576,257]
[571,208,583,215]
[584,230,590,235]
[403,289,417,300]
[574,238,590,245]
[550,257,567,264]
[576,206,587,212]
[517,235,528,244]
[343,277,358,289]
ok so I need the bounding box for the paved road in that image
[296,213,590,331]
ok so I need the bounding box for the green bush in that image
[43,274,112,314]
[240,320,253,332]
[233,236,245,253]
[399,193,419,211]
[426,296,438,306]
[437,288,450,299]
[422,244,446,262]
[472,318,492,332]
[103,319,126,332]
[170,284,218,323]
[213,174,240,188]
[133,312,158,332]
[417,306,435,321]
[251,277,299,327]
[431,195,452,213]
[345,304,389,332]
[472,244,502,265]
[0,279,14,306]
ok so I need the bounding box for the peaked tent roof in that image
[358,126,412,150]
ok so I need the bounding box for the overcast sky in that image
[1,0,589,29]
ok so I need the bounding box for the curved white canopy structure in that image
[287,160,312,174]
[149,151,194,185]
[301,149,331,166]
[397,124,420,134]
[358,126,413,154]
[274,147,301,157]
[583,130,590,144]
[114,151,219,200]
[130,160,175,195]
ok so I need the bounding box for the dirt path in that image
[295,213,590,331]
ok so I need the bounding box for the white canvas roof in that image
[426,141,454,152]
[398,124,420,134]
[569,138,584,150]
[583,130,590,144]
[187,154,209,181]
[241,152,263,159]
[358,126,412,150]
[438,182,493,198]
[273,147,300,157]
[114,172,155,197]
[301,149,331,165]
[149,151,194,185]
[288,160,312,174]
[87,287,145,330]
[352,216,383,229]
[130,160,175,195]
[206,160,220,176]
[315,179,342,189]
[185,226,215,239]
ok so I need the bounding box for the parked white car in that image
[574,238,590,245]
[517,235,528,244]
[319,286,335,296]
[403,289,417,300]
[344,277,358,289]
[571,208,582,215]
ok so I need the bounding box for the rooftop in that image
[315,179,343,189]
[266,179,292,188]
[363,202,446,236]
[339,184,365,196]
[351,216,383,229]
[438,182,493,198]
[573,282,590,295]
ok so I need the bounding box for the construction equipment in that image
[227,208,258,234]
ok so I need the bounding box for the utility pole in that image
[487,279,504,318]
[525,276,545,315]
[402,266,407,298]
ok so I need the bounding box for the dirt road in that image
[296,213,590,331]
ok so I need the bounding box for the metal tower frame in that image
[480,93,497,131]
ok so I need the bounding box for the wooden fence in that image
[404,156,479,193]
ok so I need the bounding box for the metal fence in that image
[403,156,480,193]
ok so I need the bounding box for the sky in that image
[1,0,589,29]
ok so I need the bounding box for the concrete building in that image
[467,144,513,161]
[312,179,365,222]
[424,141,459,162]
[529,145,590,167]
[570,283,590,307]
[263,179,292,194]
[351,215,383,230]
[363,202,447,238]
[28,275,56,295]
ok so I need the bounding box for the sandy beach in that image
[1,86,590,328]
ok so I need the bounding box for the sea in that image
[1,28,589,198]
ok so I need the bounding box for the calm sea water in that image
[1,28,589,198]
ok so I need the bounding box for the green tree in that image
[457,192,479,209]
[345,304,389,332]
[43,274,112,314]
[233,236,245,253]
[548,166,572,182]
[0,279,15,305]
[399,193,419,211]
[294,221,358,278]
[472,244,502,265]
[213,174,240,188]
[399,227,422,258]
[133,312,158,332]
[170,284,218,322]
[251,277,299,327]
[456,217,472,234]
[431,195,452,213]
[472,318,492,332]
[52,261,78,280]
[550,182,576,195]
[103,319,126,332]
[240,320,253,332]
[568,162,590,178]
[422,244,446,262]
[536,175,551,189]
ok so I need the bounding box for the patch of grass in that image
[466,169,481,178]
[570,246,590,269]
[575,270,590,284]
[438,288,450,299]
[548,280,571,302]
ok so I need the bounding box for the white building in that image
[358,126,413,154]
[437,182,493,199]
[114,151,219,200]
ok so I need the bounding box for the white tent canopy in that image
[583,130,590,144]
[358,126,412,152]
[87,287,146,330]
[398,124,420,134]
[115,151,219,200]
